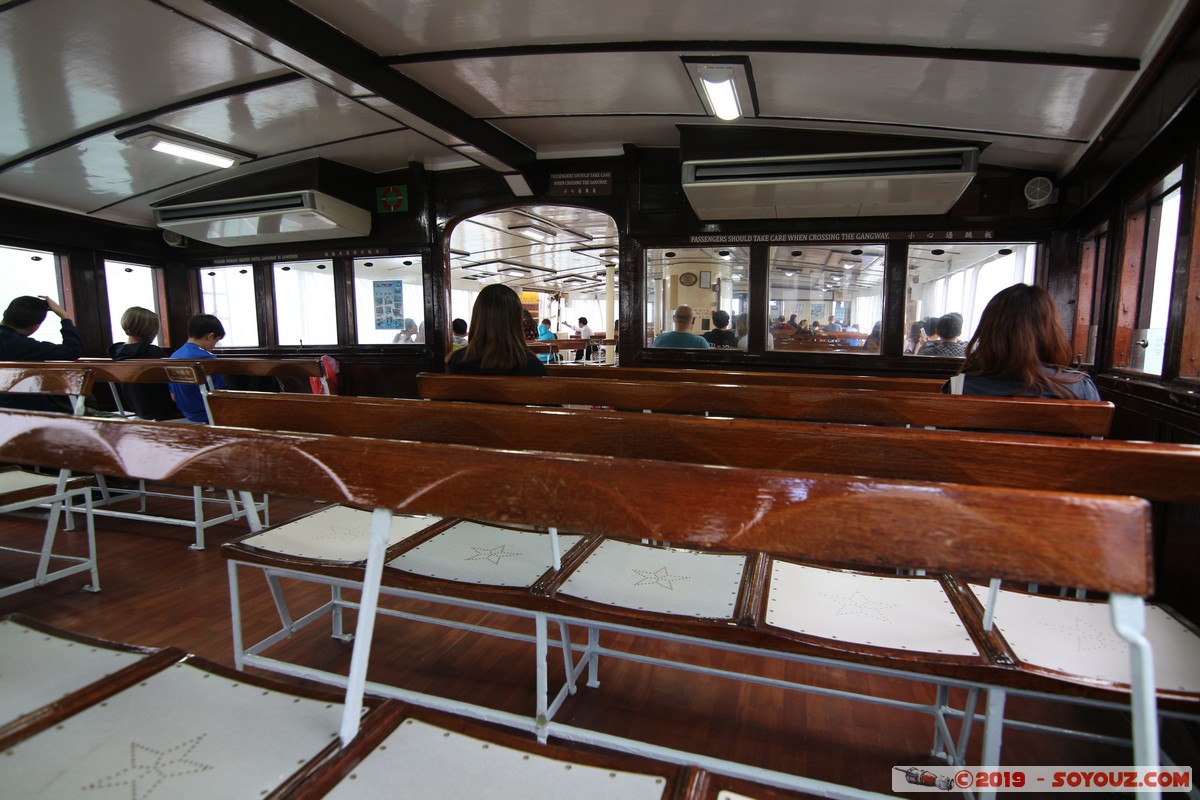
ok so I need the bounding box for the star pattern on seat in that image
[826,589,901,623]
[1037,613,1124,653]
[324,522,368,544]
[82,734,213,799]
[466,544,521,565]
[631,566,689,590]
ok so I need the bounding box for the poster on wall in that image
[373,280,402,329]
[810,302,825,323]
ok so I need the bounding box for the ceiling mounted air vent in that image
[682,148,978,220]
[154,190,371,247]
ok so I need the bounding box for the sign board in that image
[550,172,612,196]
[373,280,402,329]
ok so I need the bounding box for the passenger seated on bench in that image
[0,295,82,412]
[651,305,710,349]
[169,314,226,422]
[108,306,182,421]
[702,309,739,348]
[944,284,1100,400]
[918,313,966,358]
[535,318,558,364]
[451,318,469,351]
[446,284,548,376]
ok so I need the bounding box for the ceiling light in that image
[783,271,795,277]
[116,125,253,169]
[684,58,756,122]
[507,223,558,242]
[701,71,740,120]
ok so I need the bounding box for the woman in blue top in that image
[946,284,1099,400]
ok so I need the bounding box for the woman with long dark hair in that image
[446,284,547,375]
[948,284,1098,399]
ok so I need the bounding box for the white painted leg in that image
[227,560,246,670]
[557,621,577,695]
[1111,593,1160,800]
[978,688,1006,800]
[535,612,549,743]
[82,489,99,591]
[338,507,392,747]
[586,626,600,688]
[190,485,206,550]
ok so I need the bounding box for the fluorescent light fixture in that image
[683,58,756,122]
[151,140,235,168]
[116,125,253,169]
[700,69,740,120]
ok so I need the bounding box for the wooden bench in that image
[0,367,98,599]
[80,356,333,395]
[417,373,1115,437]
[548,364,944,392]
[0,409,1168,799]
[207,390,1200,504]
[0,361,261,549]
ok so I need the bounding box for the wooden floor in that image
[1,490,1194,797]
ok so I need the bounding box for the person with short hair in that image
[651,305,710,349]
[823,315,843,333]
[0,294,83,412]
[919,313,966,358]
[535,317,558,363]
[451,318,469,350]
[108,306,181,420]
[169,314,226,423]
[561,316,595,361]
[945,285,1099,399]
[446,284,547,375]
[702,309,739,348]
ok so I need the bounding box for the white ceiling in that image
[0,0,1191,231]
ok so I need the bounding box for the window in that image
[905,242,1036,356]
[646,247,749,348]
[104,260,160,346]
[200,265,259,347]
[768,244,885,354]
[1113,167,1182,376]
[353,256,424,344]
[274,260,337,346]
[0,245,61,345]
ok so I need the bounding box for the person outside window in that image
[651,305,710,349]
[702,310,739,348]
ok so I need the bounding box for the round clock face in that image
[679,272,698,286]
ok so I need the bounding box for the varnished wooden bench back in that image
[82,357,325,380]
[417,373,1115,437]
[0,409,1151,594]
[43,360,207,386]
[207,391,1200,504]
[548,364,943,393]
[0,365,94,397]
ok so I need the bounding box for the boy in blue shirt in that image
[169,314,225,423]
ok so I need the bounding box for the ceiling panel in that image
[151,81,398,157]
[754,52,1127,141]
[299,0,1180,59]
[399,53,704,117]
[0,0,289,160]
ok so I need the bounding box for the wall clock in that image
[679,272,698,286]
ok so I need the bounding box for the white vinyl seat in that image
[0,617,152,729]
[388,521,584,587]
[557,538,746,619]
[1,660,348,799]
[968,584,1200,694]
[767,561,979,657]
[318,716,672,799]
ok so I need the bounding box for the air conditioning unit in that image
[154,190,371,247]
[681,148,978,220]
